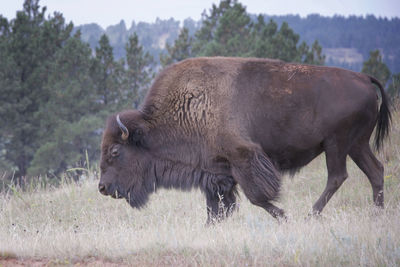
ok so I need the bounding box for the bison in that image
[99,57,391,223]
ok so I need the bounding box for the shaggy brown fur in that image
[99,57,391,222]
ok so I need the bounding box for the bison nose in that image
[98,183,107,195]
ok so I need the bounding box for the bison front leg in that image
[229,144,286,221]
[205,175,237,225]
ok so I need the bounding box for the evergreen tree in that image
[192,0,233,55]
[250,16,325,64]
[251,16,278,58]
[160,27,193,66]
[192,1,324,64]
[124,33,154,108]
[0,0,73,178]
[388,73,400,99]
[193,0,252,57]
[91,34,124,112]
[27,32,102,176]
[362,50,391,86]
[210,1,251,56]
[268,21,300,61]
[0,16,13,175]
[298,40,325,65]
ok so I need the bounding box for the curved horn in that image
[116,114,129,140]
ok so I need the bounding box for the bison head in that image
[98,110,154,208]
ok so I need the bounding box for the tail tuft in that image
[370,76,392,151]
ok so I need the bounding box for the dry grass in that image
[1,112,399,266]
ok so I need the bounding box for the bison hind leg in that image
[350,141,384,208]
[204,174,238,224]
[312,139,349,215]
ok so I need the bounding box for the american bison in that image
[99,57,391,223]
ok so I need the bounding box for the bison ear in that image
[132,128,143,143]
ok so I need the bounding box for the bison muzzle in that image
[99,57,391,223]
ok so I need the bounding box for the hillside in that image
[75,14,400,72]
[75,18,197,64]
[263,14,400,72]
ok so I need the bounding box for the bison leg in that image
[205,175,237,224]
[230,145,286,220]
[350,142,384,207]
[312,141,348,215]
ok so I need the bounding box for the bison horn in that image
[116,114,129,140]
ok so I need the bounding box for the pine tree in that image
[91,34,124,112]
[269,22,300,61]
[298,40,325,65]
[251,16,278,58]
[193,0,252,57]
[0,0,73,178]
[123,33,154,108]
[160,27,192,67]
[388,73,400,99]
[251,18,325,65]
[192,1,325,64]
[28,32,102,176]
[362,50,391,86]
[0,16,13,174]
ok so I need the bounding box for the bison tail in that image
[370,76,392,151]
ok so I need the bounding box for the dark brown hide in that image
[99,57,391,222]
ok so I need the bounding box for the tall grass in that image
[1,111,399,266]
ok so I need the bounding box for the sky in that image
[1,0,399,28]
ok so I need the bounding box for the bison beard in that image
[99,57,391,224]
[126,155,240,223]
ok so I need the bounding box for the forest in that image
[0,0,399,183]
[76,12,400,72]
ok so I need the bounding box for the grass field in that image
[1,110,399,266]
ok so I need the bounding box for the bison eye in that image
[111,147,119,157]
